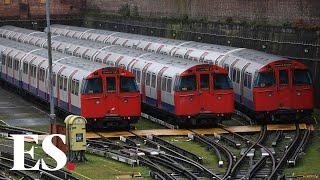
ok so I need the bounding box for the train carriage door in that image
[198,73,211,112]
[156,67,168,108]
[106,75,119,115]
[240,63,251,105]
[275,65,292,108]
[141,63,152,103]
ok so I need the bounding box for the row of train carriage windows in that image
[224,64,252,89]
[132,68,172,93]
[2,55,80,96]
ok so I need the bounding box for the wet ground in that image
[0,87,50,132]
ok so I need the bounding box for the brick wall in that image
[87,0,320,26]
[0,0,85,19]
[0,0,20,18]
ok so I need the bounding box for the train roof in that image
[48,24,290,68]
[0,26,209,73]
[0,38,111,72]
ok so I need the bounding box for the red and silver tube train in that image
[0,38,141,128]
[43,24,314,121]
[0,26,234,126]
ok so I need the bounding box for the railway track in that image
[217,124,276,179]
[268,124,312,180]
[87,131,223,180]
[0,125,78,180]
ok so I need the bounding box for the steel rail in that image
[267,124,306,180]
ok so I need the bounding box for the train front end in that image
[80,67,141,128]
[253,60,314,121]
[174,64,234,125]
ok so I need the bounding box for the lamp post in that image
[46,0,56,135]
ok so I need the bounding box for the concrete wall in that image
[87,0,320,26]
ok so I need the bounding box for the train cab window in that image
[200,74,210,90]
[293,69,312,85]
[254,71,275,88]
[146,72,151,86]
[106,77,116,92]
[279,70,289,85]
[214,73,233,89]
[82,78,103,94]
[151,73,156,88]
[120,76,138,92]
[175,75,196,92]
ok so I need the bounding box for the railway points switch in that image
[65,115,87,162]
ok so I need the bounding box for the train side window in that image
[68,78,72,92]
[75,81,79,95]
[59,76,63,90]
[106,77,116,92]
[279,70,288,85]
[39,69,45,82]
[146,72,151,86]
[151,73,156,88]
[13,59,19,71]
[71,80,75,94]
[52,73,56,86]
[63,77,67,91]
[1,55,6,66]
[166,78,172,93]
[224,64,230,75]
[23,62,28,74]
[136,70,141,83]
[247,73,252,89]
[34,66,37,78]
[7,57,12,68]
[232,68,236,82]
[244,74,248,87]
[161,77,167,91]
[236,69,240,83]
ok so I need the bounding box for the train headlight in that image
[189,97,193,101]
[123,99,128,103]
[217,96,222,100]
[268,93,272,97]
[297,92,301,96]
[96,100,100,104]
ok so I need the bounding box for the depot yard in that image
[0,87,320,179]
